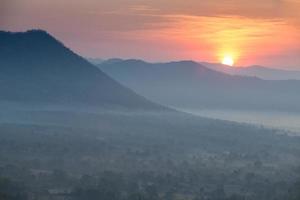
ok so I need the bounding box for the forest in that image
[0,111,299,200]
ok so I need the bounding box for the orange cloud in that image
[1,0,300,68]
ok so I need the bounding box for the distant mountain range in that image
[0,30,164,110]
[201,62,300,80]
[90,58,300,81]
[98,59,300,112]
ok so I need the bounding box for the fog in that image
[181,109,300,135]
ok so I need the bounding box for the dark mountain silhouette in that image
[0,30,164,110]
[201,62,300,80]
[98,59,300,112]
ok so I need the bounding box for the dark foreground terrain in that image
[0,108,300,200]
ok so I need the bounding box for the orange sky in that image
[1,0,300,69]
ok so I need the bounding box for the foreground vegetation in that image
[0,110,299,200]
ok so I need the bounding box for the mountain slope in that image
[98,59,300,112]
[202,62,300,80]
[0,30,164,110]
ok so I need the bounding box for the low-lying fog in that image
[180,108,300,135]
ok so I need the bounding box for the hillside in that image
[0,30,164,110]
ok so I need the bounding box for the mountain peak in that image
[0,29,66,56]
[0,29,89,72]
[19,29,50,36]
[0,29,48,35]
[0,30,166,110]
[0,29,57,44]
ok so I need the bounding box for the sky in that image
[1,0,300,69]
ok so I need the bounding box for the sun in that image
[222,55,234,66]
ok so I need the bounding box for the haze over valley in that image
[95,58,300,134]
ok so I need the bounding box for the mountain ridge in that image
[0,30,166,110]
[91,58,300,80]
[201,62,300,80]
[98,59,300,112]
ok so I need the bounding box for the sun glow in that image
[222,55,234,66]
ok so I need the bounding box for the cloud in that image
[1,0,299,67]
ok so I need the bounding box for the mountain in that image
[201,62,300,80]
[0,30,164,110]
[98,59,300,112]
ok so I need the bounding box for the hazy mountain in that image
[201,62,300,80]
[98,59,300,112]
[0,30,164,110]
